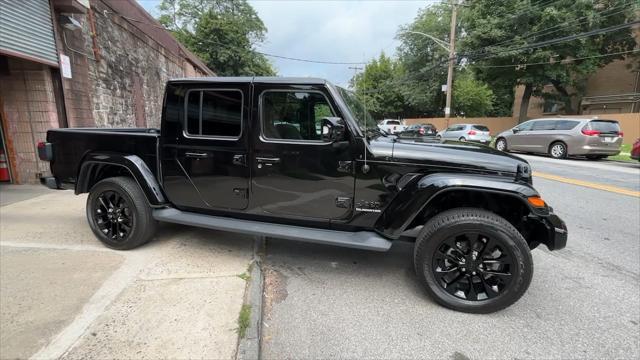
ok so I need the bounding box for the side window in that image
[262,91,335,141]
[185,89,242,138]
[532,120,555,131]
[555,120,579,130]
[516,121,534,131]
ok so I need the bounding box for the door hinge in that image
[335,196,352,209]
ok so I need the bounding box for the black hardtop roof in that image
[168,76,330,85]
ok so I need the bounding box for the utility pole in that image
[348,66,363,88]
[444,0,458,121]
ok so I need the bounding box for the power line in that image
[479,2,636,52]
[467,48,639,68]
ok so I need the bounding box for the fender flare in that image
[375,172,541,239]
[76,153,166,206]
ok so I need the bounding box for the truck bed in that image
[46,128,160,187]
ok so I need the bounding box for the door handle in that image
[185,152,209,158]
[256,157,280,167]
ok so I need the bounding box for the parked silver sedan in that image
[436,124,492,143]
[494,118,623,159]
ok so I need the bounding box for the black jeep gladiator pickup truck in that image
[39,77,567,313]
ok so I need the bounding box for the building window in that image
[185,90,242,138]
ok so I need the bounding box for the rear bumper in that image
[40,176,62,190]
[541,212,568,251]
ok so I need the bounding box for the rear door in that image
[161,82,250,211]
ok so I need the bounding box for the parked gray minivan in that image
[495,118,623,159]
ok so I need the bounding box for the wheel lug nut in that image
[472,271,476,275]
[461,268,466,272]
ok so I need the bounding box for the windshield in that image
[336,86,377,133]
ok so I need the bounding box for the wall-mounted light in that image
[60,15,82,31]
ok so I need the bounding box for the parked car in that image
[631,138,640,161]
[38,77,567,314]
[378,119,406,134]
[494,118,623,159]
[436,124,492,143]
[398,123,438,138]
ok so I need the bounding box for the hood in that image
[368,137,529,175]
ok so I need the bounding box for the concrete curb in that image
[236,236,266,360]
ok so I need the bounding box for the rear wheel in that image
[495,138,508,152]
[414,208,533,313]
[549,142,567,159]
[86,177,157,250]
[459,137,467,142]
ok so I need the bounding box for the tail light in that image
[619,131,624,137]
[581,129,600,136]
[467,130,476,135]
[419,128,425,135]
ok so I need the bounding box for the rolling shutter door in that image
[0,0,58,66]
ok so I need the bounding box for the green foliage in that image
[158,0,275,76]
[452,72,495,117]
[461,0,637,118]
[237,304,251,338]
[351,52,406,119]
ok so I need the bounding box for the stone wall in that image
[55,0,207,130]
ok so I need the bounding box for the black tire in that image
[413,208,533,313]
[586,155,607,160]
[495,138,508,152]
[436,135,442,141]
[86,177,157,250]
[459,137,467,142]
[549,141,567,159]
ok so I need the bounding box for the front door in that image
[250,85,355,220]
[162,83,250,211]
[508,120,535,151]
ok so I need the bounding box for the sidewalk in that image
[0,191,254,359]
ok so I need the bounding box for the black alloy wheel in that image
[93,190,133,242]
[433,232,513,301]
[87,177,157,250]
[414,208,533,313]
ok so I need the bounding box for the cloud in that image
[137,0,427,86]
[250,0,426,86]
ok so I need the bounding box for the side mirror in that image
[512,128,520,134]
[321,117,346,142]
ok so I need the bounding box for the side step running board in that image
[153,208,392,252]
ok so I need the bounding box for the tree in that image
[158,0,276,76]
[461,0,637,122]
[452,71,495,117]
[350,52,406,119]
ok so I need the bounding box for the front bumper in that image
[540,212,568,251]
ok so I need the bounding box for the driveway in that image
[261,157,640,359]
[0,190,254,359]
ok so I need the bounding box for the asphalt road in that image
[261,154,640,359]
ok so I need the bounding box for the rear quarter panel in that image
[48,129,159,187]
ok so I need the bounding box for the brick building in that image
[512,57,640,119]
[0,0,213,184]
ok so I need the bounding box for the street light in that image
[400,2,458,120]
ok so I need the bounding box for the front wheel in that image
[414,208,533,313]
[86,177,157,250]
[495,138,508,152]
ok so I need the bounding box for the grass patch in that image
[237,272,250,281]
[607,144,635,162]
[237,304,251,338]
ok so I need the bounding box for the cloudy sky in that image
[137,0,430,87]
